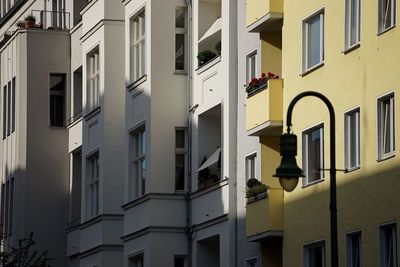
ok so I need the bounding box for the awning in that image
[197,148,221,172]
[198,18,222,43]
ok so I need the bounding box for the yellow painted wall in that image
[281,0,400,266]
[261,32,282,77]
[246,0,284,27]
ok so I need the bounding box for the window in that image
[380,223,397,267]
[346,231,362,267]
[50,74,65,127]
[378,93,395,159]
[303,10,324,72]
[130,11,146,82]
[175,8,187,71]
[174,256,186,267]
[130,126,146,199]
[246,51,257,84]
[303,241,326,267]
[345,108,360,170]
[175,128,187,191]
[379,0,396,33]
[72,67,83,123]
[87,48,100,112]
[245,153,257,181]
[129,254,144,267]
[345,0,360,49]
[86,154,99,219]
[3,78,15,138]
[302,125,324,186]
[246,257,258,267]
[1,178,14,236]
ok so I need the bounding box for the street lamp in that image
[274,91,339,267]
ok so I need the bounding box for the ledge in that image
[301,62,324,77]
[122,192,186,211]
[247,231,283,242]
[80,214,123,230]
[195,56,221,75]
[190,178,229,200]
[84,106,101,121]
[246,191,268,205]
[127,75,147,92]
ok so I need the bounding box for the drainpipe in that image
[184,0,193,266]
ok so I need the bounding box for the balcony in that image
[245,79,283,136]
[246,0,283,32]
[246,188,283,241]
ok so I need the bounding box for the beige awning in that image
[198,18,222,43]
[198,148,221,171]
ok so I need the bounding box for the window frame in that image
[345,0,361,50]
[346,230,362,267]
[175,128,188,191]
[378,0,396,34]
[302,8,325,73]
[49,73,66,128]
[245,152,257,181]
[303,240,326,267]
[246,50,257,85]
[86,152,100,220]
[377,92,395,160]
[130,10,146,83]
[379,222,398,267]
[344,107,361,171]
[245,256,259,267]
[87,47,100,113]
[175,7,187,72]
[130,125,146,199]
[302,123,325,187]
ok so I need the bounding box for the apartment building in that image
[243,0,400,266]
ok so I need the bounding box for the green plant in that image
[215,41,221,55]
[246,178,269,199]
[197,50,217,67]
[0,232,52,267]
[24,15,36,22]
[16,21,25,28]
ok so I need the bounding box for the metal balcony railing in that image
[67,111,83,126]
[31,10,71,31]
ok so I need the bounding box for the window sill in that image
[377,25,396,36]
[343,43,360,54]
[377,152,395,162]
[127,75,147,91]
[301,62,324,77]
[84,106,101,121]
[302,178,325,189]
[174,70,188,75]
[346,165,360,173]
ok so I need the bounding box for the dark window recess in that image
[11,77,15,133]
[50,74,65,127]
[7,81,10,136]
[3,85,6,139]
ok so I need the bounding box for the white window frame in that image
[346,230,362,267]
[379,222,398,267]
[245,256,259,267]
[302,124,325,186]
[377,92,395,160]
[245,152,257,181]
[378,0,396,34]
[130,10,146,82]
[175,7,187,72]
[175,128,188,191]
[129,252,144,267]
[87,48,100,112]
[86,153,99,219]
[344,107,361,171]
[303,240,326,267]
[345,0,361,50]
[130,126,146,199]
[302,9,325,73]
[246,50,257,85]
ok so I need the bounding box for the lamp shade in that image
[274,133,304,192]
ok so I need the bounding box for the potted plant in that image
[246,72,279,97]
[246,178,269,200]
[197,50,217,67]
[16,21,25,29]
[215,41,221,56]
[24,15,36,29]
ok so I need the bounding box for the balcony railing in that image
[67,111,83,126]
[31,10,71,31]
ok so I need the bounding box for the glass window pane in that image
[308,16,321,68]
[175,34,185,70]
[175,154,185,190]
[176,130,185,148]
[175,9,185,28]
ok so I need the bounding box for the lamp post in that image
[274,91,338,267]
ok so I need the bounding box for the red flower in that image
[261,73,266,77]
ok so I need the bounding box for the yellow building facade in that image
[245,0,400,266]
